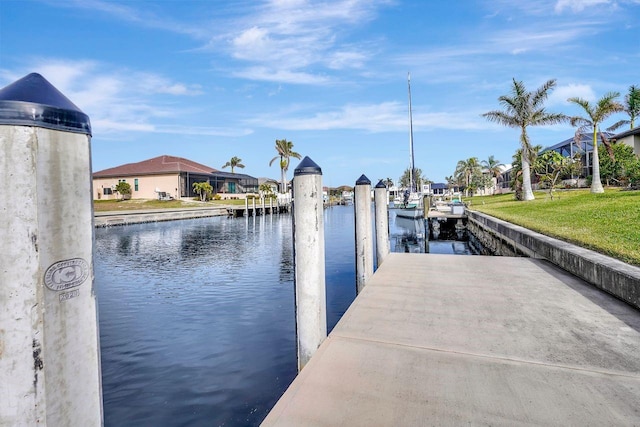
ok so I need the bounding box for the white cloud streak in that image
[219,0,393,84]
[247,102,492,132]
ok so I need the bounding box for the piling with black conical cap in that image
[0,73,102,425]
[294,156,323,176]
[374,181,390,266]
[354,174,373,293]
[292,156,326,371]
[0,72,91,135]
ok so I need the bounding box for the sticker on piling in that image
[44,258,90,291]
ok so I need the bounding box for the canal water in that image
[95,205,476,426]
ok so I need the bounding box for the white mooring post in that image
[354,174,373,294]
[374,180,390,267]
[0,73,103,425]
[245,197,249,217]
[269,196,273,215]
[252,196,257,216]
[292,156,326,371]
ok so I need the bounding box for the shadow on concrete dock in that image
[263,253,640,426]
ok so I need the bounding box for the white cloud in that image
[233,67,330,85]
[41,0,209,39]
[221,0,391,84]
[548,83,596,104]
[247,102,492,132]
[555,0,612,13]
[4,58,211,136]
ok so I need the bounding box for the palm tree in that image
[482,78,567,201]
[221,156,245,173]
[607,85,640,131]
[384,177,394,188]
[454,157,481,196]
[568,92,624,193]
[269,139,301,193]
[482,155,505,193]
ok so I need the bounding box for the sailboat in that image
[395,73,424,219]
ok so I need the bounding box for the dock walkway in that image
[263,253,640,426]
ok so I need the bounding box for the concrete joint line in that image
[330,334,640,380]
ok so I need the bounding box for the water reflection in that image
[96,207,357,427]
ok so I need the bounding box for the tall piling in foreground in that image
[245,197,249,216]
[374,180,390,267]
[292,157,326,371]
[354,175,373,294]
[0,73,103,425]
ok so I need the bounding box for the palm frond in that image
[531,79,557,108]
[607,119,629,132]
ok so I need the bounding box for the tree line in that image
[469,80,639,201]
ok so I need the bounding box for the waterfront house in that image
[258,177,280,195]
[611,126,640,156]
[93,155,258,200]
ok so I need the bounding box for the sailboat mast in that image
[407,72,416,193]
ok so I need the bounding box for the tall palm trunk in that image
[280,158,287,193]
[590,128,605,193]
[520,129,535,201]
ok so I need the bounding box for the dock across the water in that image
[263,253,640,426]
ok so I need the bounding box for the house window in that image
[103,187,113,195]
[134,179,139,191]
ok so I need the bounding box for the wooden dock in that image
[262,253,640,426]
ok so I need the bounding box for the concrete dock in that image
[262,253,640,426]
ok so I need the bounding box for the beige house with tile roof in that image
[93,155,258,200]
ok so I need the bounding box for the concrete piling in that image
[374,180,390,267]
[292,156,326,371]
[0,73,102,425]
[354,175,373,294]
[245,197,249,217]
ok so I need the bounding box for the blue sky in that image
[1,0,639,187]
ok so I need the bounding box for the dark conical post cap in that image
[375,180,387,189]
[0,72,91,135]
[294,156,322,176]
[356,174,371,185]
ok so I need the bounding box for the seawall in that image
[467,210,640,310]
[94,207,228,227]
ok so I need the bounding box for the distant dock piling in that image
[374,180,390,266]
[354,175,373,294]
[0,73,102,425]
[292,156,327,371]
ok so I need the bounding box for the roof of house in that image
[612,126,640,140]
[542,132,615,154]
[94,155,218,178]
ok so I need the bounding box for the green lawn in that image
[469,188,640,266]
[93,198,247,212]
